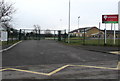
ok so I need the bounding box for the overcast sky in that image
[8,0,120,31]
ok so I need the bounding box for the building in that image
[70,26,120,39]
[70,27,104,37]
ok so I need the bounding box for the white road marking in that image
[0,41,22,52]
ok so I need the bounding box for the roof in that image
[70,27,98,33]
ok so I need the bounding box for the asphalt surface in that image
[73,45,119,55]
[2,40,119,79]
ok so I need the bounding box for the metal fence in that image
[18,29,67,41]
[1,27,119,46]
[1,28,68,47]
[68,28,120,46]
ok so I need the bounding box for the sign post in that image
[118,1,120,45]
[105,23,107,45]
[114,24,116,45]
[102,14,118,45]
[118,1,120,31]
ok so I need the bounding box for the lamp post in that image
[78,16,80,29]
[68,0,71,43]
[78,16,80,37]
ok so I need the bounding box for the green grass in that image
[62,38,120,46]
[0,40,20,46]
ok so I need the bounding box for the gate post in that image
[54,30,56,40]
[39,29,41,40]
[19,29,22,40]
[7,27,9,45]
[64,30,67,42]
[83,28,85,45]
[58,30,61,41]
[23,29,26,40]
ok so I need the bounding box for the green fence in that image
[64,28,120,46]
[1,28,68,47]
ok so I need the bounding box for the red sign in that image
[102,15,118,23]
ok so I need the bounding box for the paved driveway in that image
[2,40,118,66]
[2,40,119,79]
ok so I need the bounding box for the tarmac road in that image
[2,40,119,79]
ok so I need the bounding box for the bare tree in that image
[0,0,16,23]
[33,25,40,30]
[33,25,41,33]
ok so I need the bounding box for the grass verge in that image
[61,38,120,46]
[0,40,20,46]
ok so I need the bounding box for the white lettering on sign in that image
[107,17,117,18]
[104,16,117,19]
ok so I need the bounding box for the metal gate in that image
[18,29,67,41]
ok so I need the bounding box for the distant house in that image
[70,27,104,37]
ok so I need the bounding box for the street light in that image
[78,16,80,29]
[68,0,71,43]
[78,16,80,36]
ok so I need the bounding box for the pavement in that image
[2,40,120,55]
[0,41,22,52]
[1,40,120,79]
[72,45,120,55]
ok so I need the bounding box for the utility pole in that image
[98,22,101,45]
